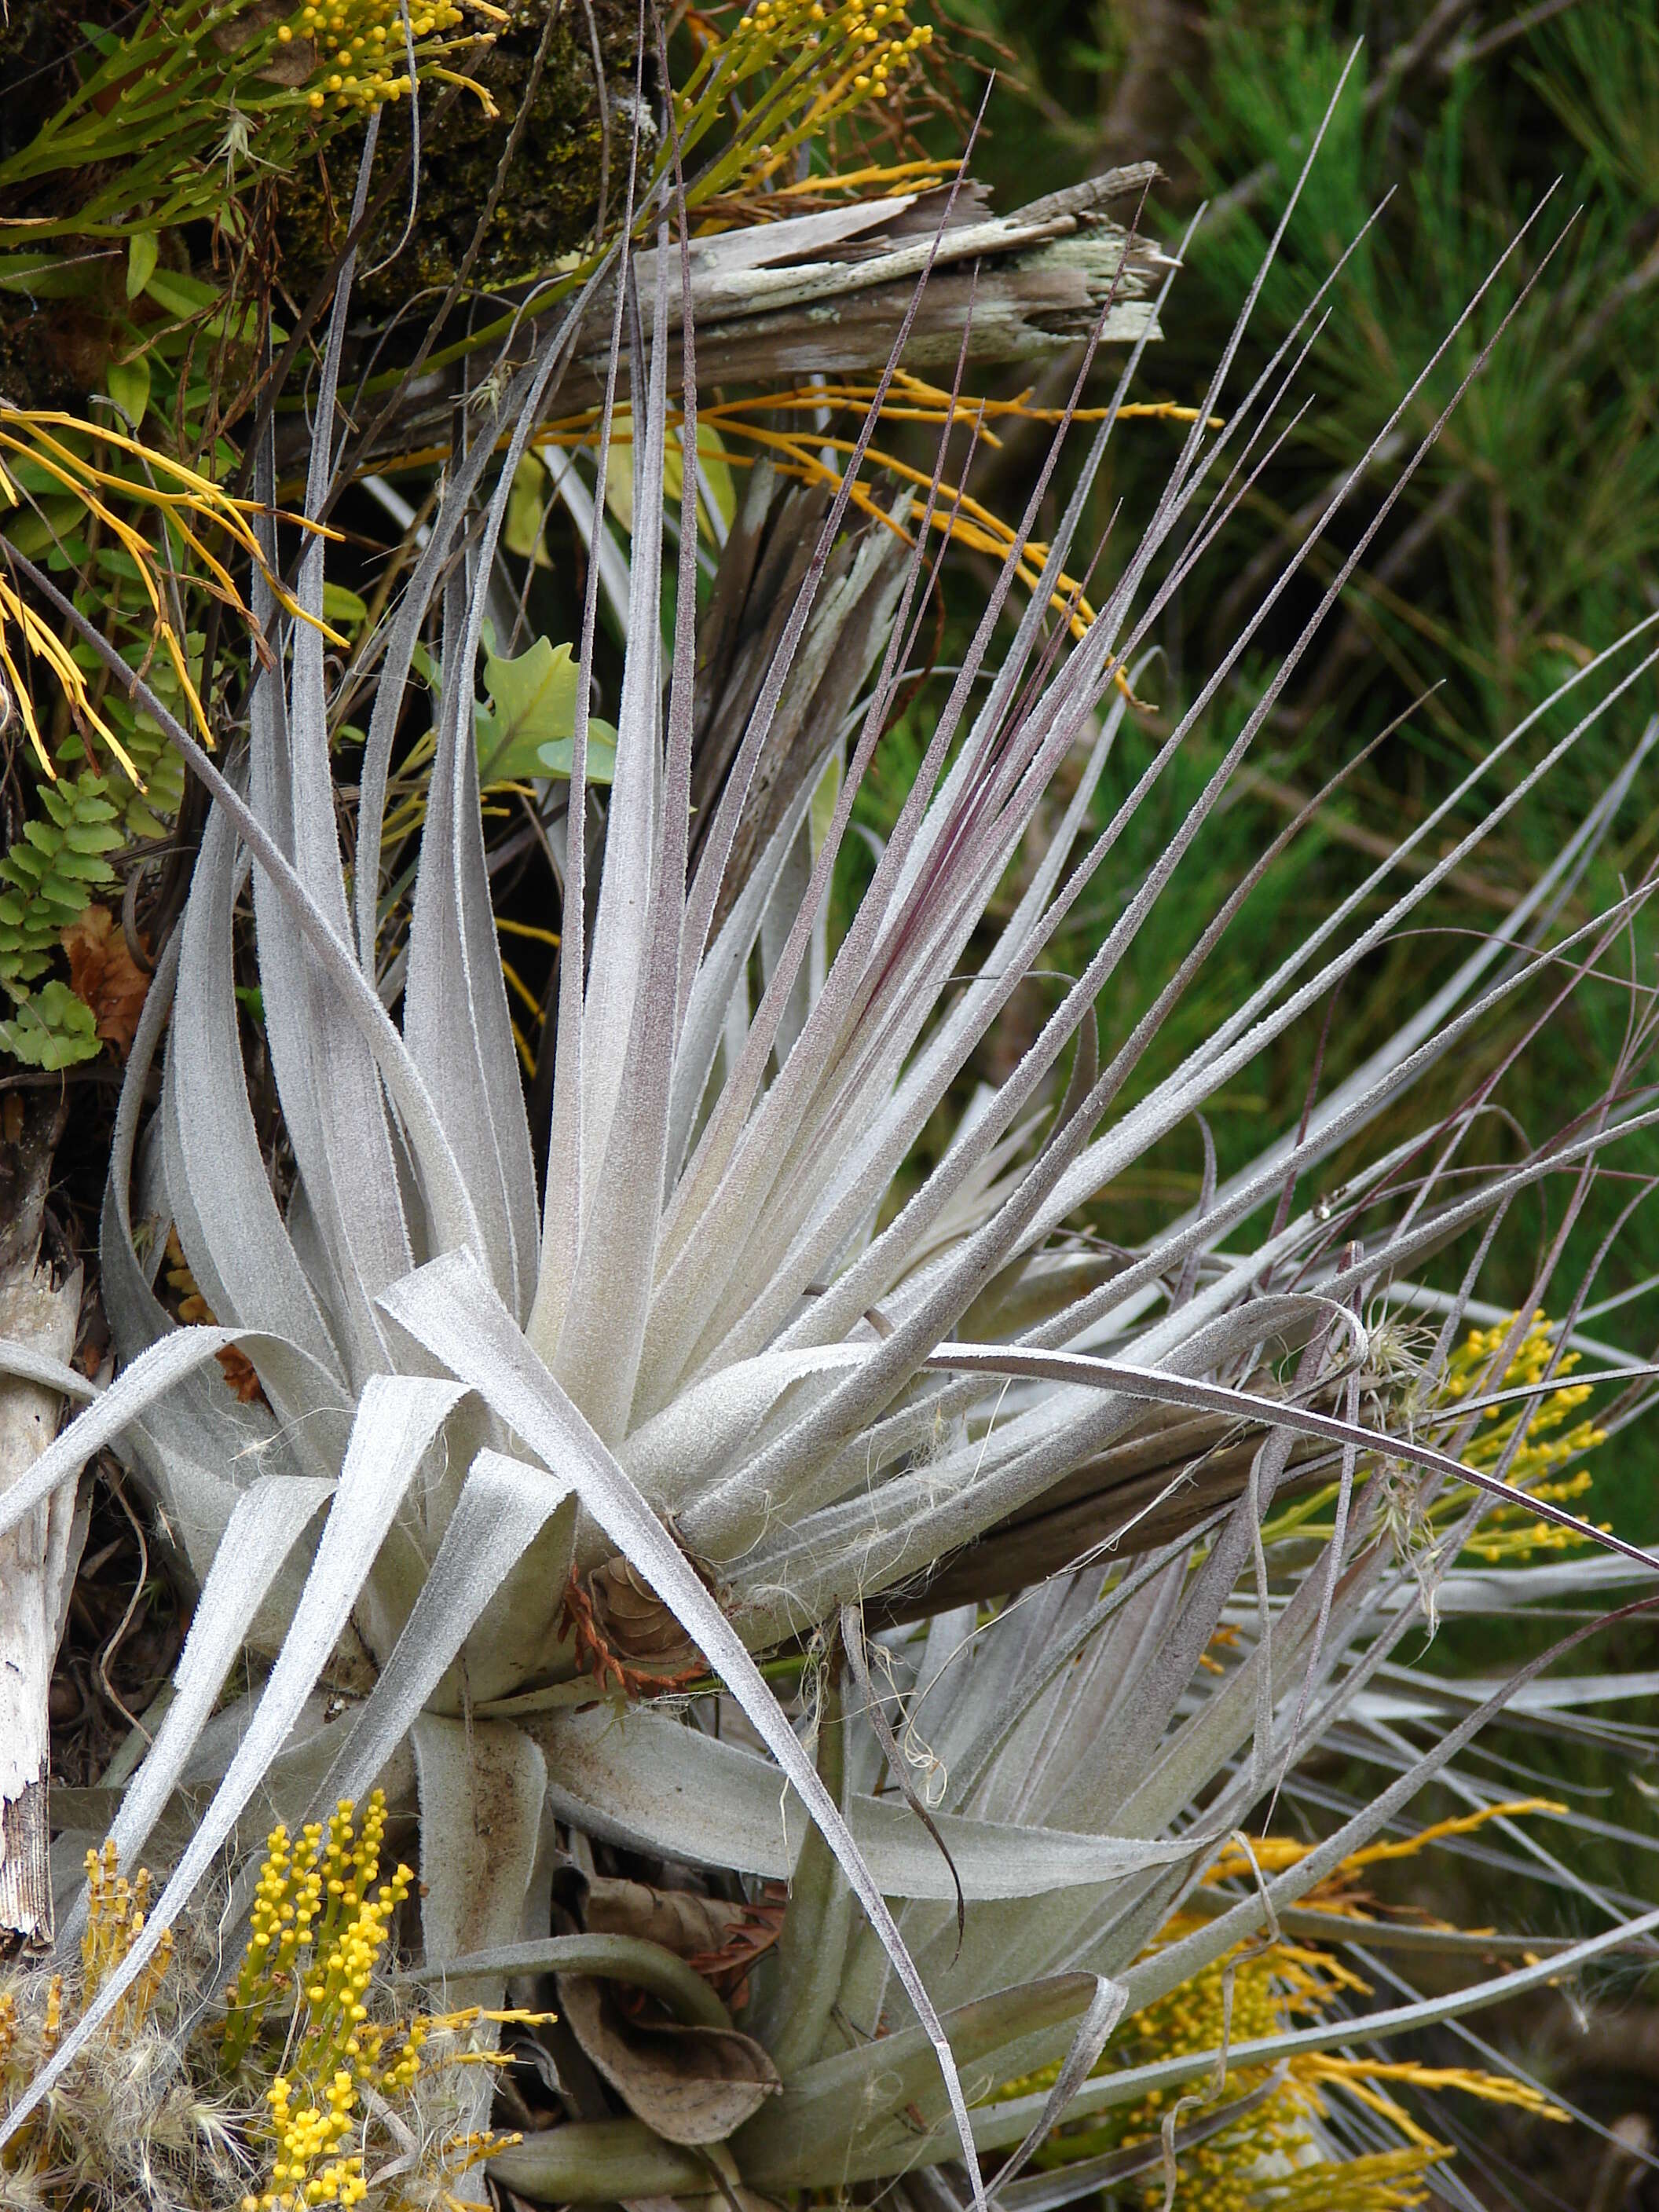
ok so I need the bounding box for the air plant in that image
[5,50,1659,2208]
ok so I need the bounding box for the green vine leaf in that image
[474,635,617,786]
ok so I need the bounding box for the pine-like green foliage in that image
[922,0,1659,1518]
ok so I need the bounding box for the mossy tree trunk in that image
[278,0,643,313]
[0,0,642,412]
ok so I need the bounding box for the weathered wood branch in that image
[297,169,1166,476]
[0,1101,86,1954]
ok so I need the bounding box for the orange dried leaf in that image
[61,904,149,1059]
[214,1346,268,1407]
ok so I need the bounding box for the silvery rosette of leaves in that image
[6,63,1659,2205]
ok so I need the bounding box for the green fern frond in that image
[0,980,101,1068]
[0,772,123,992]
[0,778,121,986]
[121,731,186,843]
[0,770,124,1067]
[79,706,188,842]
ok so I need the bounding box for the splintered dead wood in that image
[0,1200,84,1952]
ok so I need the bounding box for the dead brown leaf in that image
[556,1972,780,2145]
[589,1555,706,1672]
[586,1877,745,1961]
[60,906,148,1060]
[584,1877,786,2009]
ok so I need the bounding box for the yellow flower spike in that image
[0,410,353,780]
[1282,1308,1610,1562]
[0,581,137,781]
[1005,1883,1537,2206]
[428,64,498,114]
[1202,1799,1565,1891]
[1307,2054,1568,2128]
[225,1792,522,2204]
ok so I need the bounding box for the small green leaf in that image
[126,231,159,301]
[0,982,101,1069]
[322,581,369,631]
[535,732,619,782]
[142,265,220,319]
[107,351,152,427]
[808,747,840,859]
[201,300,262,346]
[691,420,735,531]
[602,427,635,533]
[93,546,146,582]
[504,455,552,567]
[2,456,62,498]
[602,411,734,537]
[1,496,84,561]
[234,984,266,1026]
[474,635,616,786]
[0,253,104,300]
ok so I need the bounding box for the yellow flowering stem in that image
[778,154,961,189]
[1204,1800,1568,1890]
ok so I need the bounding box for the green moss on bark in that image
[276,0,643,313]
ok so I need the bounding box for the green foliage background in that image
[851,0,1659,1536]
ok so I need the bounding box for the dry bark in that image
[0,1098,87,1954]
[276,168,1166,478]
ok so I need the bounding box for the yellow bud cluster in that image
[76,1837,174,2032]
[287,0,472,114]
[1439,1311,1610,1561]
[989,1936,1311,2210]
[1001,1924,1460,2211]
[690,0,933,126]
[82,1838,153,1995]
[228,1793,430,2208]
[300,1866,411,2040]
[0,1798,522,2212]
[266,2071,356,2178]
